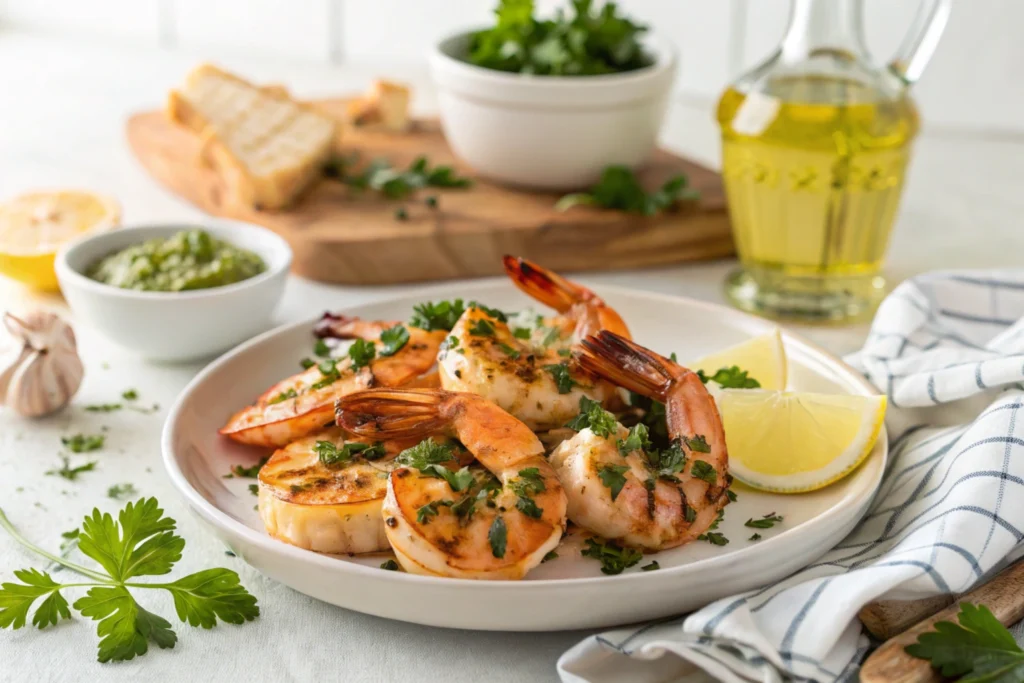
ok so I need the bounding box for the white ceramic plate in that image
[162,281,886,631]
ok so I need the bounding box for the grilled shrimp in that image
[258,426,420,554]
[220,317,445,448]
[548,331,731,550]
[438,257,629,431]
[336,389,567,580]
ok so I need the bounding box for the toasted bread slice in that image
[167,64,338,209]
[347,79,411,132]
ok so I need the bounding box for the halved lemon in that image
[0,190,120,291]
[691,328,787,390]
[718,389,886,493]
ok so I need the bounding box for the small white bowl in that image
[429,30,677,190]
[56,220,292,362]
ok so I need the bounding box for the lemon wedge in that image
[717,389,886,493]
[691,328,787,390]
[0,190,120,291]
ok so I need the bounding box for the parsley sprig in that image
[581,538,643,575]
[906,603,1024,680]
[0,499,258,662]
[697,366,761,389]
[565,396,617,437]
[557,166,699,216]
[410,299,466,331]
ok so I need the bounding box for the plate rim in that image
[161,279,887,591]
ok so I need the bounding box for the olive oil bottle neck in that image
[781,0,869,62]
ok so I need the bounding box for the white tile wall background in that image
[0,0,1019,133]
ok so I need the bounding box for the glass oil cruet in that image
[717,0,952,322]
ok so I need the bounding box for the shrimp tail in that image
[576,331,675,401]
[336,388,448,439]
[502,255,597,314]
[314,313,399,340]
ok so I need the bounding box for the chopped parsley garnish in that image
[690,460,717,485]
[683,504,697,523]
[450,494,478,521]
[542,551,558,563]
[440,335,460,352]
[617,423,651,456]
[315,440,386,466]
[726,489,738,503]
[46,457,97,481]
[313,338,331,358]
[697,366,760,389]
[506,465,547,517]
[581,538,643,575]
[267,388,298,405]
[685,435,711,453]
[541,327,562,347]
[597,464,629,501]
[347,338,376,370]
[565,396,617,438]
[310,359,341,390]
[85,404,121,413]
[0,497,259,662]
[396,440,455,469]
[515,496,543,519]
[106,483,137,501]
[248,484,259,496]
[748,533,762,542]
[416,500,452,524]
[468,302,508,322]
[558,348,572,357]
[121,389,138,400]
[645,439,687,481]
[380,559,400,571]
[394,207,409,221]
[698,532,729,546]
[641,561,660,571]
[300,358,316,370]
[378,324,410,357]
[512,327,531,340]
[629,393,670,449]
[422,465,475,493]
[61,434,105,453]
[514,468,546,493]
[543,362,577,393]
[469,319,496,337]
[744,513,784,529]
[497,343,521,359]
[488,515,507,558]
[409,299,465,331]
[224,456,270,479]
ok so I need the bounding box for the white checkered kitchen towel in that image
[558,270,1024,683]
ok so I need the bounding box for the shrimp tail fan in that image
[336,388,447,439]
[577,331,676,401]
[503,255,598,314]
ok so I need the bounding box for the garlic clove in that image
[0,310,84,417]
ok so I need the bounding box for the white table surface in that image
[1,30,1022,683]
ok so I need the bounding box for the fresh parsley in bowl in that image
[430,0,677,189]
[466,0,653,76]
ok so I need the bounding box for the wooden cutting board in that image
[125,100,733,285]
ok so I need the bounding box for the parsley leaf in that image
[378,324,410,357]
[641,561,660,571]
[416,500,452,525]
[542,551,558,563]
[690,460,717,485]
[697,366,761,389]
[107,483,138,501]
[315,440,386,466]
[543,362,577,394]
[497,343,521,359]
[46,456,97,481]
[380,560,400,571]
[300,358,316,370]
[646,439,687,480]
[488,516,507,558]
[512,327,532,340]
[468,319,496,337]
[565,396,617,438]
[617,423,651,456]
[906,603,1024,679]
[313,338,331,358]
[396,440,455,470]
[62,434,105,453]
[748,533,762,542]
[310,359,341,390]
[468,302,508,322]
[697,532,729,546]
[581,538,643,575]
[744,513,784,529]
[597,464,630,501]
[410,299,466,331]
[85,403,121,412]
[685,435,711,453]
[347,338,376,370]
[121,389,139,401]
[421,465,475,493]
[0,499,258,662]
[557,166,699,216]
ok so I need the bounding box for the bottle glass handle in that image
[888,0,952,85]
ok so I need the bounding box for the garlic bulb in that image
[0,310,84,417]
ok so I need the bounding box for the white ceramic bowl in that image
[56,220,291,362]
[430,30,678,190]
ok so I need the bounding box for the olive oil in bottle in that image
[718,77,919,321]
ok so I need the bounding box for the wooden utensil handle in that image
[859,594,955,641]
[860,560,1024,683]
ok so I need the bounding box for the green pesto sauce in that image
[88,229,266,292]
